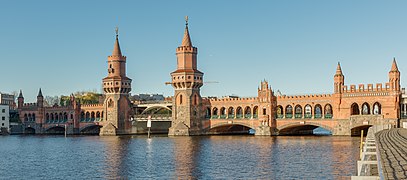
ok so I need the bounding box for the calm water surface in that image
[0,135,359,179]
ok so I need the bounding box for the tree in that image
[45,96,60,107]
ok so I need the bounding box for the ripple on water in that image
[0,135,359,179]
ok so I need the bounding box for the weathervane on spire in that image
[115,26,119,36]
[185,16,189,26]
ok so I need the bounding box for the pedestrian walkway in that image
[376,128,407,179]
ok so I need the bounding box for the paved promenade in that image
[376,128,407,179]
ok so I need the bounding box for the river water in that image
[0,135,359,179]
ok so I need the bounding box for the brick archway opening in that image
[351,125,372,136]
[206,124,253,135]
[279,125,332,136]
[46,126,65,135]
[24,127,35,134]
[80,125,102,135]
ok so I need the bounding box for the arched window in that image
[96,111,101,121]
[253,106,259,118]
[24,114,28,121]
[244,106,251,119]
[362,103,370,115]
[63,112,67,121]
[305,104,312,118]
[276,105,283,118]
[28,114,32,121]
[108,99,114,108]
[55,113,59,121]
[295,105,302,118]
[50,113,54,121]
[315,104,322,119]
[85,112,90,121]
[32,114,35,121]
[324,104,333,119]
[179,95,183,105]
[228,107,234,119]
[373,102,381,115]
[236,107,243,118]
[220,107,226,119]
[212,107,218,118]
[91,112,95,121]
[351,103,359,115]
[205,107,211,119]
[46,113,49,121]
[80,111,85,122]
[285,105,293,118]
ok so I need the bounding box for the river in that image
[0,135,359,179]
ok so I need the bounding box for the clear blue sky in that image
[1,0,406,102]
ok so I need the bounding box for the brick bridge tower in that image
[168,17,204,136]
[255,80,277,135]
[36,88,44,124]
[333,62,344,117]
[389,58,401,120]
[100,28,133,136]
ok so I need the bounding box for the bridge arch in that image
[24,127,35,134]
[140,106,172,115]
[351,125,372,136]
[204,122,255,135]
[45,126,65,135]
[278,122,334,135]
[80,124,102,135]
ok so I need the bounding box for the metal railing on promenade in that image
[351,125,392,180]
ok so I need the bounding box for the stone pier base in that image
[168,123,202,136]
[255,126,277,136]
[99,123,117,136]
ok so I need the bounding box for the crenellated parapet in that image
[81,103,103,108]
[208,97,258,102]
[277,94,332,100]
[23,103,37,107]
[81,103,104,112]
[342,83,392,94]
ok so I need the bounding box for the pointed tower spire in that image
[181,16,193,47]
[37,88,43,97]
[390,58,399,72]
[335,62,343,75]
[18,90,23,98]
[112,27,122,57]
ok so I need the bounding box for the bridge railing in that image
[324,114,332,119]
[134,114,171,119]
[79,118,104,122]
[45,119,68,124]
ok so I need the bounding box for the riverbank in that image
[352,127,407,179]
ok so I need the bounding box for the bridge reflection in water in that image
[0,135,360,179]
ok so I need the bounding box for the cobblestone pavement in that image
[376,128,407,179]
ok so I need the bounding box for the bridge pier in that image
[255,125,277,136]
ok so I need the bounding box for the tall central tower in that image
[168,17,204,136]
[100,28,133,136]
